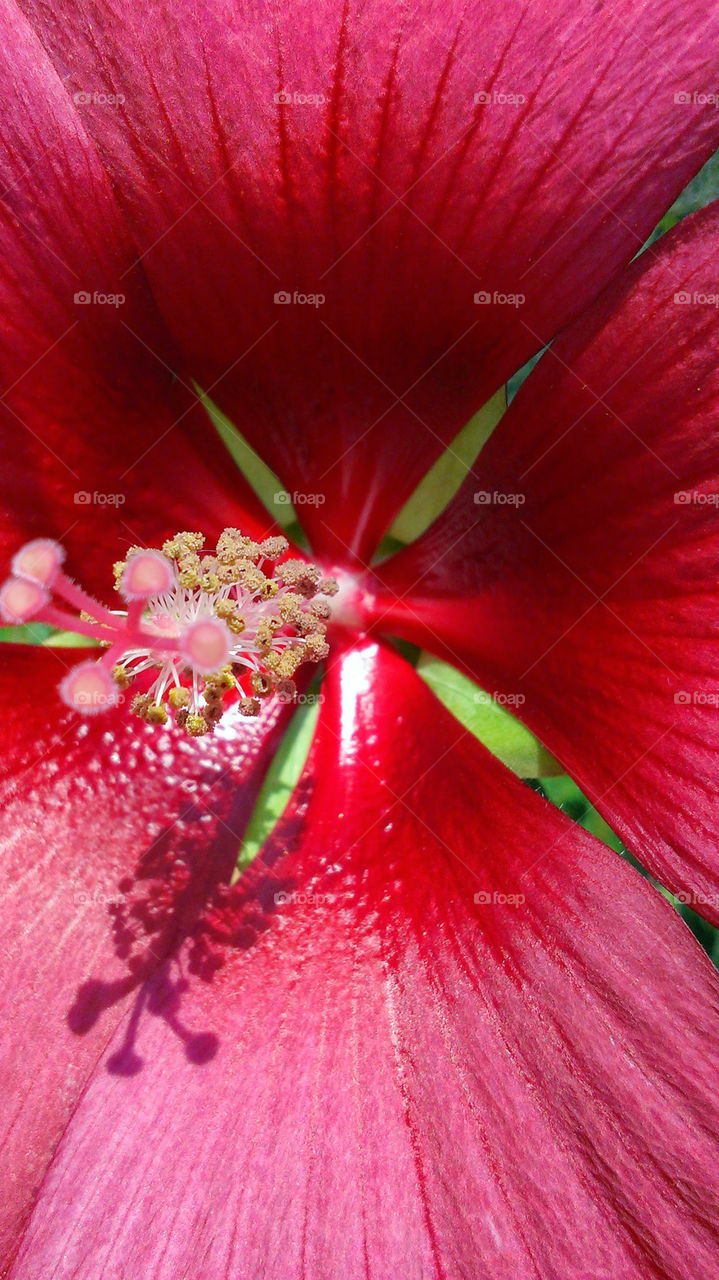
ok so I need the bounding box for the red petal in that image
[18,0,719,560]
[372,205,719,920]
[0,6,270,596]
[0,643,289,1263]
[9,642,719,1277]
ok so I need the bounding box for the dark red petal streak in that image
[17,0,719,560]
[0,4,271,597]
[9,642,719,1278]
[0,643,290,1266]
[372,205,719,922]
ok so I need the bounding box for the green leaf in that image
[199,389,307,543]
[417,652,562,777]
[0,623,97,648]
[387,388,506,545]
[233,694,320,876]
[0,622,54,644]
[539,774,625,851]
[643,148,719,249]
[41,631,97,648]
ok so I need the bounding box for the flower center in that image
[0,530,337,735]
[324,568,373,633]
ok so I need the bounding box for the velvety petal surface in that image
[9,641,719,1279]
[0,643,291,1267]
[18,0,719,559]
[0,0,271,596]
[371,204,719,922]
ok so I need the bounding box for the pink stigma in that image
[0,576,49,623]
[120,550,177,601]
[12,538,65,586]
[180,618,232,674]
[59,661,120,715]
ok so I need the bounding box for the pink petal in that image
[9,642,719,1277]
[0,643,290,1264]
[0,5,271,597]
[18,0,719,560]
[371,204,719,921]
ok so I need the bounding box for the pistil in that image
[0,531,337,735]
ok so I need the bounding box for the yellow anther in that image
[215,563,241,584]
[217,530,261,564]
[279,561,322,596]
[236,563,267,594]
[277,650,305,678]
[175,531,205,553]
[255,619,274,650]
[305,633,330,661]
[145,703,168,726]
[130,692,169,725]
[186,713,209,736]
[214,597,247,634]
[278,592,303,622]
[259,536,289,560]
[250,671,273,696]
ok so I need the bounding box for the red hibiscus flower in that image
[2,1,719,1276]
